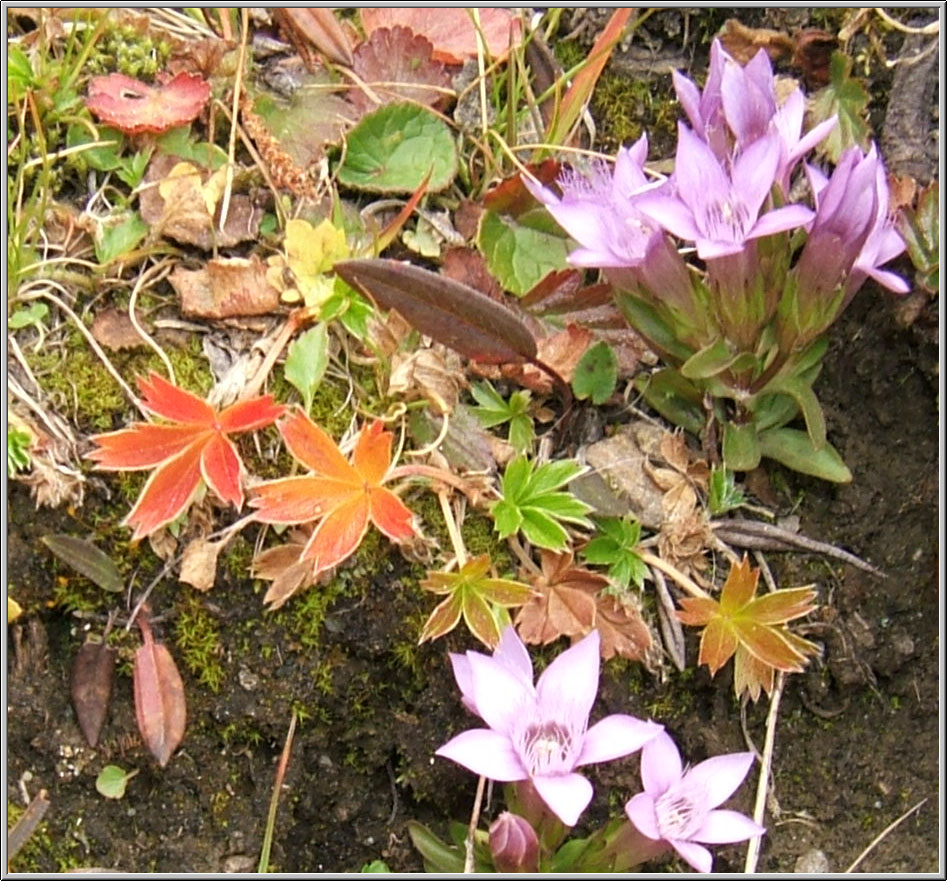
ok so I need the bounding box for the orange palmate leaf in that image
[249,411,416,604]
[86,372,285,540]
[676,555,820,700]
[420,555,535,648]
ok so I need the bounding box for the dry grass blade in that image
[844,798,928,872]
[7,789,50,864]
[258,710,299,873]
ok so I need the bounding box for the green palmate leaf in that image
[722,421,761,472]
[477,208,572,296]
[335,258,537,364]
[284,323,330,414]
[810,50,871,163]
[492,456,592,550]
[572,341,618,404]
[338,102,457,193]
[66,123,123,171]
[707,465,746,516]
[156,125,227,170]
[8,302,48,330]
[582,515,648,589]
[470,381,535,453]
[759,427,852,483]
[41,534,124,593]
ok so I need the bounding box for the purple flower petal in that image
[577,714,662,766]
[675,123,731,209]
[635,193,702,242]
[640,730,683,794]
[749,203,815,240]
[625,792,661,840]
[672,69,704,134]
[449,652,477,715]
[866,267,910,294]
[494,626,534,683]
[467,652,535,736]
[435,728,527,782]
[531,772,593,827]
[732,132,781,218]
[535,629,600,726]
[671,838,714,874]
[683,751,756,809]
[691,809,767,844]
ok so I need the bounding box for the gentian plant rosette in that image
[527,37,908,482]
[436,627,662,830]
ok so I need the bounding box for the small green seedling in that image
[95,764,139,799]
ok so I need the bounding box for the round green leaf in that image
[572,341,618,404]
[477,209,571,296]
[338,103,457,193]
[95,764,138,799]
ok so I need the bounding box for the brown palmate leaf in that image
[516,550,602,646]
[178,537,222,592]
[134,615,186,766]
[335,258,537,365]
[349,26,452,114]
[593,593,653,661]
[91,309,146,351]
[71,640,116,747]
[360,8,523,65]
[252,527,325,611]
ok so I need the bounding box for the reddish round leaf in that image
[85,72,211,134]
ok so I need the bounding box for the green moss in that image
[7,800,82,872]
[591,71,679,157]
[174,595,226,693]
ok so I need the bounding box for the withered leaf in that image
[718,17,794,65]
[41,534,124,594]
[134,616,186,767]
[91,309,146,351]
[516,550,602,646]
[178,537,223,592]
[71,640,116,747]
[170,255,281,320]
[335,258,537,365]
[502,324,592,394]
[593,592,652,661]
[349,26,452,114]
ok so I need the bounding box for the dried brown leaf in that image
[134,616,186,767]
[718,18,794,65]
[170,256,281,320]
[91,309,146,351]
[593,592,653,661]
[178,537,222,592]
[71,640,115,747]
[502,324,593,394]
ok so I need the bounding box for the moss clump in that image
[7,800,82,872]
[591,71,679,157]
[174,594,226,693]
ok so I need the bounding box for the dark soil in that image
[6,7,941,876]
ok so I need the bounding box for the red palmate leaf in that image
[250,412,417,605]
[86,372,285,539]
[85,72,211,134]
[134,614,186,767]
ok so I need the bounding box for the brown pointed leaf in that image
[462,590,503,649]
[733,646,774,702]
[419,593,463,644]
[696,617,740,676]
[134,619,186,767]
[334,258,537,365]
[273,8,354,67]
[71,640,116,747]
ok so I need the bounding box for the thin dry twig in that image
[127,259,176,383]
[464,775,487,873]
[258,709,298,873]
[219,8,249,234]
[638,549,710,600]
[844,798,928,873]
[7,789,50,864]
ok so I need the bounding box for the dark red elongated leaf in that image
[41,534,124,594]
[483,161,560,217]
[134,616,186,767]
[71,640,116,747]
[334,258,537,364]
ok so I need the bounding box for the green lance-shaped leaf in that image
[759,427,852,483]
[41,534,124,594]
[334,258,538,365]
[284,323,329,414]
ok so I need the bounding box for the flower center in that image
[654,782,704,840]
[702,196,750,244]
[517,719,577,776]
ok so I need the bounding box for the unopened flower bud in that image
[489,811,540,873]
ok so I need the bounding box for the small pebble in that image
[794,849,830,873]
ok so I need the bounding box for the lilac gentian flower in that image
[524,134,662,268]
[673,39,728,158]
[436,628,662,827]
[625,731,766,873]
[636,123,814,259]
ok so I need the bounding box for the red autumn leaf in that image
[86,372,285,540]
[360,8,523,65]
[85,72,211,134]
[676,555,820,700]
[71,639,116,748]
[249,411,417,602]
[483,161,561,216]
[134,613,186,767]
[349,26,452,114]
